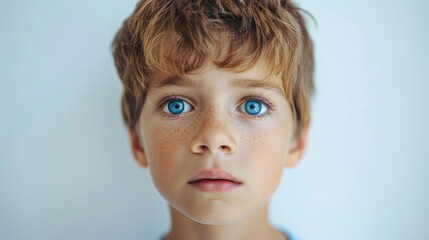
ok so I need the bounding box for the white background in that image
[1,0,428,239]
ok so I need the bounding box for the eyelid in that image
[240,95,275,110]
[238,94,275,119]
[157,94,190,109]
[157,94,195,118]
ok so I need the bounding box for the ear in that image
[129,129,148,168]
[285,119,311,168]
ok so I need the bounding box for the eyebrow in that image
[153,76,200,89]
[232,78,284,96]
[153,76,284,96]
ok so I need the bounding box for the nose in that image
[189,111,237,155]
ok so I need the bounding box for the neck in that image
[164,203,286,240]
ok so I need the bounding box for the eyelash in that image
[156,93,276,119]
[156,94,188,118]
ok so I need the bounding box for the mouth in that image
[187,169,243,192]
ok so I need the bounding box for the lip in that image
[187,169,243,192]
[188,169,242,183]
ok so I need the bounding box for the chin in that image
[183,205,249,226]
[188,215,242,226]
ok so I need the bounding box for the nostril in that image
[199,145,209,151]
[191,143,235,154]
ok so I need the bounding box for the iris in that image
[168,100,185,114]
[244,101,262,115]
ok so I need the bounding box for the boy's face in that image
[130,63,308,225]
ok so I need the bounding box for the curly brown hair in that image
[112,0,314,136]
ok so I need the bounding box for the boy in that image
[112,0,314,239]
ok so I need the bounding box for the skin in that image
[129,63,310,240]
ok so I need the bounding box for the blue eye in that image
[238,100,268,116]
[162,99,192,115]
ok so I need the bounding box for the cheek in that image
[241,123,290,190]
[144,123,186,162]
[142,124,189,191]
